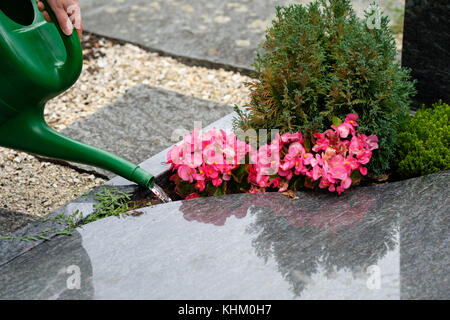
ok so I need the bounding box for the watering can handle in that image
[40,0,83,84]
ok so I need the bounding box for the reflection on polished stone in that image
[0,171,448,299]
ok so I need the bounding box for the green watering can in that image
[0,1,156,190]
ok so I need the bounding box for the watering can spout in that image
[0,107,155,188]
[0,0,155,189]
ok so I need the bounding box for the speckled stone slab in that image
[1,170,448,299]
[79,0,390,71]
[402,0,450,109]
[61,85,232,178]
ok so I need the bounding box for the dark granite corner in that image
[402,0,450,109]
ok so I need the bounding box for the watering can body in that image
[0,0,82,125]
[0,0,154,189]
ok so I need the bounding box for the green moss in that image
[396,101,450,178]
[235,0,416,176]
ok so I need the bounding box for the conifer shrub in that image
[396,101,450,178]
[234,0,416,176]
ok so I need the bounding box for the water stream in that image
[150,183,172,203]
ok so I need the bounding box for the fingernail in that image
[63,18,73,35]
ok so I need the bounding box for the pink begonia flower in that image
[319,179,332,189]
[222,168,233,181]
[278,180,289,192]
[333,122,354,139]
[203,165,219,179]
[313,133,330,152]
[255,174,270,188]
[310,165,323,181]
[345,113,359,127]
[366,135,379,151]
[323,146,337,160]
[280,153,298,170]
[203,145,223,166]
[269,177,282,188]
[167,144,185,168]
[212,177,223,187]
[195,180,206,192]
[278,168,293,180]
[357,151,372,165]
[310,153,323,168]
[280,131,303,144]
[294,158,306,175]
[328,155,350,181]
[359,167,368,176]
[178,165,196,183]
[341,177,352,189]
[287,141,305,158]
[186,193,200,199]
[302,153,314,165]
[195,166,207,180]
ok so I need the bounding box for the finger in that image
[42,11,52,23]
[53,8,73,36]
[37,1,45,12]
[75,21,83,39]
[67,4,83,37]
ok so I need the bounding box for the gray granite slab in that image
[61,85,232,178]
[1,170,448,299]
[79,0,396,71]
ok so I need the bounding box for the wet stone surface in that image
[1,170,448,299]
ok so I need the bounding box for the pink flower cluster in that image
[167,114,378,198]
[249,114,378,194]
[167,127,251,198]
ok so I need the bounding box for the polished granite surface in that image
[1,170,448,299]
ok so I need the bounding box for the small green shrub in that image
[234,0,416,176]
[396,101,450,178]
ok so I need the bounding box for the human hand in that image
[36,0,82,38]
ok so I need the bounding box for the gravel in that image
[0,32,252,217]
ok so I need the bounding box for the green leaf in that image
[332,116,343,127]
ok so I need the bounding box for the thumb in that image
[53,7,73,36]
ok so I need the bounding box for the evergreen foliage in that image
[396,101,450,178]
[234,0,416,176]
